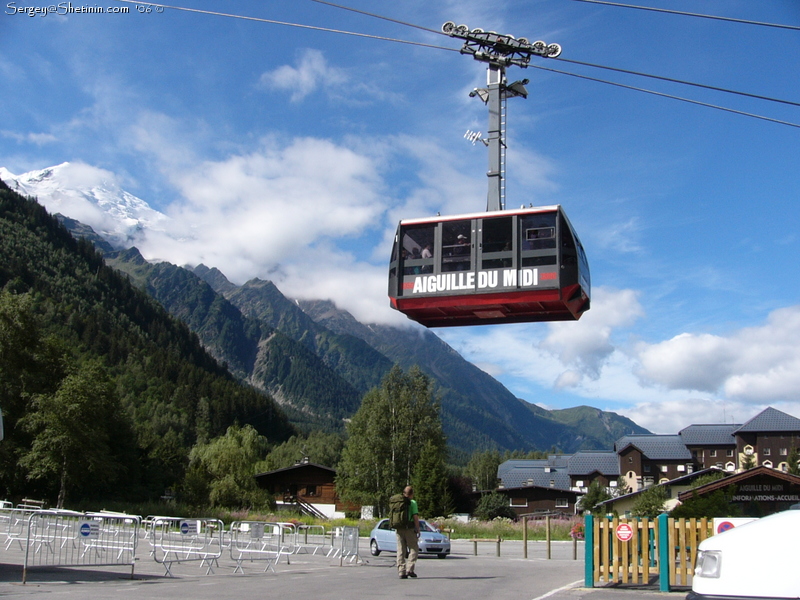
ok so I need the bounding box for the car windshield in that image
[419,521,438,533]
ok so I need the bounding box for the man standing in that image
[393,485,420,579]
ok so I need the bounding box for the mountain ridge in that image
[2,164,652,457]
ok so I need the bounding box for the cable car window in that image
[402,225,435,275]
[481,216,513,269]
[389,233,399,278]
[441,220,472,272]
[520,213,557,268]
[560,214,577,267]
[520,213,557,250]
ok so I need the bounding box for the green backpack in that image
[388,493,411,530]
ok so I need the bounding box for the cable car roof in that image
[398,205,563,226]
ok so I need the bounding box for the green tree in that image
[260,430,345,472]
[473,492,516,521]
[787,447,800,476]
[184,424,273,508]
[465,449,501,491]
[631,485,668,518]
[19,361,124,508]
[740,452,756,470]
[412,439,452,518]
[336,365,446,517]
[670,486,740,519]
[579,480,613,514]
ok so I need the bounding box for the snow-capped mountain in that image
[0,162,170,250]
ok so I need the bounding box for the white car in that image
[690,507,800,600]
[368,519,450,558]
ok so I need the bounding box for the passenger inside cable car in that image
[388,206,589,328]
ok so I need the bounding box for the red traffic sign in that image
[615,523,634,542]
[717,521,735,534]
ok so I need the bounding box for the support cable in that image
[564,0,800,32]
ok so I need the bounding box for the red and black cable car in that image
[388,24,590,327]
[388,205,590,327]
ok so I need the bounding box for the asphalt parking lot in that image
[0,539,688,600]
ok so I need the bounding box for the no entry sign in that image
[615,522,634,542]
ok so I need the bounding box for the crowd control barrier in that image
[1,506,42,551]
[146,516,224,576]
[21,510,140,583]
[294,524,328,555]
[228,521,294,573]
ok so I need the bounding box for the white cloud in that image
[259,49,348,102]
[1,131,58,146]
[540,287,643,379]
[635,306,800,403]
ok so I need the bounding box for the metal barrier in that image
[228,521,293,573]
[147,516,224,576]
[21,510,140,583]
[0,507,42,551]
[294,524,328,555]
[337,526,362,565]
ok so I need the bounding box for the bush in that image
[473,492,517,521]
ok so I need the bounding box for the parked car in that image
[689,507,800,600]
[369,518,450,558]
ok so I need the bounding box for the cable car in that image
[388,205,590,327]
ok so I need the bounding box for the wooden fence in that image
[584,514,714,591]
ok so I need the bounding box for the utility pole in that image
[442,22,561,212]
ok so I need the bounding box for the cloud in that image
[259,49,348,102]
[120,134,411,325]
[540,287,643,379]
[635,306,800,402]
[438,286,645,394]
[1,131,58,146]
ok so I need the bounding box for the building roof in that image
[500,470,572,490]
[254,461,335,479]
[679,424,739,446]
[677,465,800,503]
[734,407,800,434]
[497,459,572,490]
[567,451,620,477]
[615,434,693,460]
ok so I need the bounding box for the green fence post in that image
[658,513,670,593]
[584,514,594,588]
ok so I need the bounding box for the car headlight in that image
[695,550,721,578]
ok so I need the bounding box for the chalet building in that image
[732,407,800,472]
[498,456,571,491]
[494,484,581,518]
[567,451,620,493]
[679,424,739,472]
[254,460,346,519]
[496,408,800,511]
[615,435,695,493]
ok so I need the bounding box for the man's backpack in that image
[388,493,411,529]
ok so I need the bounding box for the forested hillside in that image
[0,180,295,505]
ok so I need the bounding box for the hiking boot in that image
[399,573,408,579]
[408,572,417,578]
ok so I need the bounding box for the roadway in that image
[0,539,688,600]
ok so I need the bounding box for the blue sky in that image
[2,0,800,434]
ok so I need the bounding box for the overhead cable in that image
[565,0,800,32]
[110,0,458,52]
[109,0,800,129]
[555,58,800,109]
[527,63,800,129]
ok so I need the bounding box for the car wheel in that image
[370,539,380,556]
[437,553,447,559]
